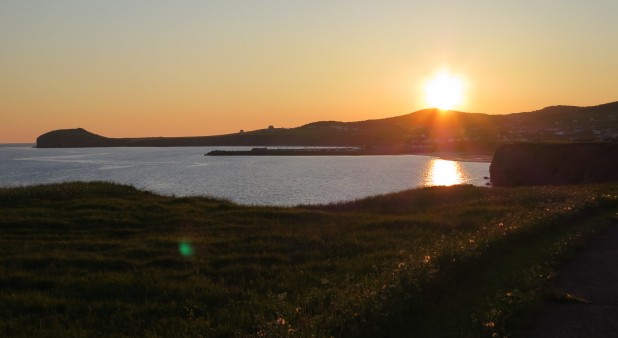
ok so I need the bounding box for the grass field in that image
[1,182,617,337]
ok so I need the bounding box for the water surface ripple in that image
[0,146,489,206]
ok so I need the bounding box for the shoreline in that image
[206,148,494,163]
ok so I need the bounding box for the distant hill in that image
[36,102,618,151]
[37,128,116,147]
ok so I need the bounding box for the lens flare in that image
[178,241,194,257]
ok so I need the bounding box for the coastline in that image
[205,147,495,162]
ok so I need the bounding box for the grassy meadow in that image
[1,182,617,337]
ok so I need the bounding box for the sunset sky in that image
[1,1,617,143]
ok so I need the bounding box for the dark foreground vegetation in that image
[1,182,617,337]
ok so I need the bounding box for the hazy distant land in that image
[36,102,618,151]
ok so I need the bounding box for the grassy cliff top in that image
[1,182,617,337]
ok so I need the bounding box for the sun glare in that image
[424,70,464,110]
[423,159,467,186]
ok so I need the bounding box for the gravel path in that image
[525,218,618,337]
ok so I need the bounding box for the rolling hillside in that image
[36,102,618,151]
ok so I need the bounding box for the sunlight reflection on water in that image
[422,159,469,186]
[0,146,489,205]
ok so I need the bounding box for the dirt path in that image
[525,217,618,337]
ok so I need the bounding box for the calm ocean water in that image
[0,145,490,206]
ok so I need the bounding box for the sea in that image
[0,144,490,206]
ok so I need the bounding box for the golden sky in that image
[1,1,617,142]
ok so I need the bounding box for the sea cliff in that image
[489,143,618,186]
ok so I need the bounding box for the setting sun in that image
[424,70,464,110]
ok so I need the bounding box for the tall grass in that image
[1,182,617,337]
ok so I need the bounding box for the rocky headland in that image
[490,143,618,186]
